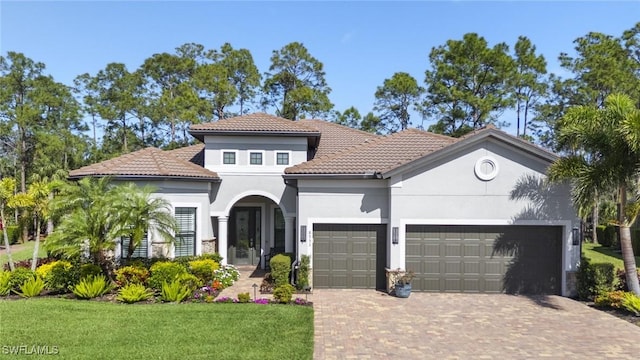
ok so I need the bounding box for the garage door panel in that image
[406,225,562,294]
[313,224,386,289]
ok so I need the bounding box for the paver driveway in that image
[313,290,640,359]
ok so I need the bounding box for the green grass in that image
[0,298,314,359]
[582,242,640,270]
[0,240,47,268]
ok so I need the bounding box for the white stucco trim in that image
[474,155,499,181]
[217,190,290,216]
[396,218,573,296]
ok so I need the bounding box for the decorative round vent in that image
[474,156,499,181]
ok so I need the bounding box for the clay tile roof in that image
[285,128,456,175]
[68,147,219,180]
[189,113,320,135]
[166,144,205,167]
[297,119,380,158]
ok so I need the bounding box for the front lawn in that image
[582,242,640,270]
[0,298,314,359]
[0,240,47,267]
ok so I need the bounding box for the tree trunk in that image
[619,225,640,296]
[592,198,599,244]
[1,208,15,271]
[31,218,40,271]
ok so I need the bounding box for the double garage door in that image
[313,223,562,294]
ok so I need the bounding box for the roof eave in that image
[189,129,321,141]
[68,174,221,182]
[282,172,382,180]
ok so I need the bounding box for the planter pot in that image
[395,282,411,298]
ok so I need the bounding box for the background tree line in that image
[0,23,639,227]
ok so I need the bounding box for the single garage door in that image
[406,225,562,294]
[313,224,387,290]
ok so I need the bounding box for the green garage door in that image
[313,224,387,290]
[406,225,562,294]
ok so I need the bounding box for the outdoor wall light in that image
[392,227,399,245]
[300,225,307,242]
[572,227,580,246]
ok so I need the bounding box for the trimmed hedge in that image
[596,225,617,247]
[270,254,291,287]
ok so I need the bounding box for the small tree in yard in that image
[548,94,640,296]
[0,178,17,271]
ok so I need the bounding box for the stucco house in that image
[69,113,580,296]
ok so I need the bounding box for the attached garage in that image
[406,225,562,294]
[313,224,387,290]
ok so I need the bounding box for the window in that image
[249,152,263,165]
[121,232,148,258]
[223,151,236,164]
[174,207,196,257]
[276,152,290,165]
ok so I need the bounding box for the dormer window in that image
[249,152,263,165]
[223,151,236,165]
[276,152,290,165]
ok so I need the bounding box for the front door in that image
[229,207,261,265]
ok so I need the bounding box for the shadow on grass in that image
[590,245,640,265]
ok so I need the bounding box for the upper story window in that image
[223,151,236,165]
[276,152,290,165]
[249,152,263,165]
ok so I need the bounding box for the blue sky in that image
[1,1,639,134]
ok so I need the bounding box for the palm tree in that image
[46,177,127,274]
[0,178,17,271]
[548,93,640,296]
[117,183,177,260]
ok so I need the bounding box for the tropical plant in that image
[16,276,45,298]
[36,260,76,293]
[621,292,640,315]
[296,255,310,290]
[0,270,11,295]
[116,183,177,260]
[160,280,191,303]
[116,283,154,303]
[548,93,640,296]
[0,177,17,271]
[114,266,149,287]
[7,267,35,292]
[72,275,112,299]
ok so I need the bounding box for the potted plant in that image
[390,269,414,298]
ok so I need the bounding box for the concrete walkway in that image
[217,265,276,301]
[313,290,640,359]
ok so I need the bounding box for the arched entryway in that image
[223,195,292,268]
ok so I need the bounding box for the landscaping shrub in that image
[192,285,218,303]
[148,261,187,290]
[160,280,191,303]
[237,292,251,303]
[117,283,154,303]
[72,275,112,299]
[0,271,11,296]
[596,225,617,247]
[79,263,102,279]
[175,272,202,292]
[273,284,295,303]
[594,290,626,309]
[296,255,310,290]
[174,253,223,267]
[576,257,616,300]
[9,258,52,271]
[16,276,45,298]
[115,266,150,287]
[188,259,219,283]
[270,254,291,287]
[8,268,36,292]
[2,225,20,245]
[615,268,640,292]
[621,292,640,316]
[36,260,77,293]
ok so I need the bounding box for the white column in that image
[218,216,229,265]
[284,216,294,253]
